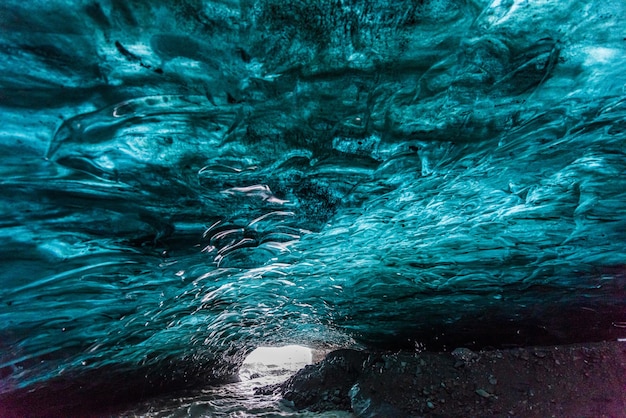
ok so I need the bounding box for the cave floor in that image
[3,341,626,417]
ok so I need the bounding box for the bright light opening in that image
[239,345,313,382]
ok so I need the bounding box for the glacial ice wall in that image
[1,0,626,404]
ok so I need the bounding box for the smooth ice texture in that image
[1,0,626,407]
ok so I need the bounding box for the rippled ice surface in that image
[1,0,626,414]
[121,372,351,418]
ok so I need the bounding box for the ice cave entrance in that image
[239,345,313,381]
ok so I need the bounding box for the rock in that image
[349,383,404,418]
[277,349,368,411]
[452,347,479,363]
[476,388,493,399]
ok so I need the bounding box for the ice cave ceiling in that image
[1,0,626,404]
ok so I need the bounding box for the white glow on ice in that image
[239,345,313,381]
[244,345,312,367]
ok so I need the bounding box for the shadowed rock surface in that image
[272,342,626,417]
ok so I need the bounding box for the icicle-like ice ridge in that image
[1,0,625,404]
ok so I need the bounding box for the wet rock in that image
[476,388,495,399]
[276,349,368,412]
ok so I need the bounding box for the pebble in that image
[476,388,493,399]
[452,347,479,362]
[427,401,435,409]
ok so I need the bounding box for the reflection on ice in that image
[1,0,626,415]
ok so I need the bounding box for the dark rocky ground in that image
[261,341,626,417]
